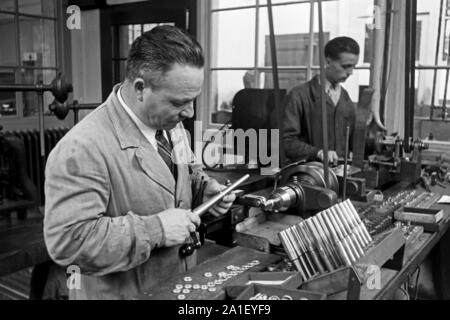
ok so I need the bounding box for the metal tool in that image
[180,174,250,257]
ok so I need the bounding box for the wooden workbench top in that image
[137,246,281,300]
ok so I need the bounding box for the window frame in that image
[0,0,70,127]
[198,0,372,129]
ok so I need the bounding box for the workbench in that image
[0,180,449,300]
[331,183,450,300]
[136,246,281,300]
[139,182,450,300]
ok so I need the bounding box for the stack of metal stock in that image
[278,200,373,282]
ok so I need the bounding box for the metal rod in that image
[309,217,339,268]
[297,223,326,274]
[317,0,330,188]
[443,35,450,120]
[0,84,52,92]
[306,0,315,81]
[343,126,350,200]
[291,225,318,275]
[430,0,445,120]
[37,89,46,158]
[318,211,352,266]
[279,231,304,277]
[405,0,412,139]
[266,0,285,167]
[192,174,249,217]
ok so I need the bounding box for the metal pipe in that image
[430,0,445,120]
[266,0,285,166]
[344,200,373,243]
[336,202,368,248]
[317,0,330,188]
[297,223,326,274]
[0,84,52,92]
[331,206,364,258]
[340,200,370,245]
[306,0,315,81]
[318,212,352,267]
[315,213,344,266]
[311,216,340,268]
[285,228,313,279]
[279,231,305,277]
[305,219,335,272]
[324,209,357,263]
[343,126,350,200]
[37,89,46,158]
[291,225,318,276]
[192,174,249,217]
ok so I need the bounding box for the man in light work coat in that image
[43,26,235,300]
[283,37,359,164]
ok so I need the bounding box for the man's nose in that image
[180,102,194,119]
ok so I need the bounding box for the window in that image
[414,0,450,141]
[112,22,175,84]
[0,0,59,118]
[201,0,374,126]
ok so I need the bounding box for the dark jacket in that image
[283,75,356,163]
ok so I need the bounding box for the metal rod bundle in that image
[278,200,372,281]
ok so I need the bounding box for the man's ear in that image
[133,78,147,102]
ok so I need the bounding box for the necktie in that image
[155,130,177,179]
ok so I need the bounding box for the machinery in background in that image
[235,162,339,216]
[0,126,38,219]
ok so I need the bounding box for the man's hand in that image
[202,180,236,217]
[158,208,200,247]
[317,149,339,164]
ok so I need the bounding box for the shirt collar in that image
[117,85,158,148]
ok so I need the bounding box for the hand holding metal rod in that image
[179,174,250,257]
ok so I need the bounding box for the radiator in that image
[4,128,70,206]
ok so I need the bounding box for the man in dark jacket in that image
[283,37,360,164]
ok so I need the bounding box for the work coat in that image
[283,75,356,163]
[43,84,210,299]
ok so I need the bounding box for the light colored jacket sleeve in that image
[43,136,164,276]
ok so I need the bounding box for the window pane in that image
[143,22,175,32]
[21,68,55,117]
[211,0,255,10]
[210,70,249,124]
[414,70,450,139]
[211,9,256,68]
[0,68,18,117]
[260,69,309,92]
[260,0,302,5]
[19,16,56,67]
[342,68,370,103]
[0,14,17,66]
[0,1,15,12]
[312,0,372,66]
[416,0,443,66]
[19,0,55,17]
[258,3,312,68]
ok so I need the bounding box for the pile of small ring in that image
[250,293,308,300]
[171,260,261,300]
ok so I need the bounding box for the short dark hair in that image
[325,37,360,60]
[126,25,204,88]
